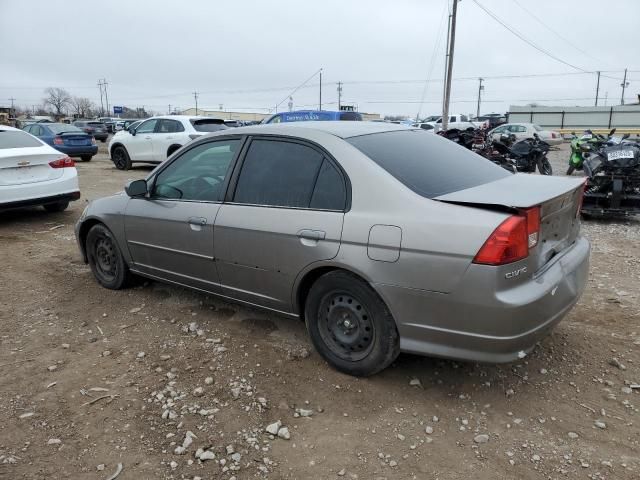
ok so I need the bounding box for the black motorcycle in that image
[482,133,553,175]
[581,135,640,216]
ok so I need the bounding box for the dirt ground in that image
[0,139,638,480]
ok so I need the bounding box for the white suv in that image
[108,115,227,170]
[0,125,80,212]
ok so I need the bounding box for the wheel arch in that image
[77,217,104,263]
[167,143,183,158]
[109,141,126,158]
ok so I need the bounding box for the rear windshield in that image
[0,130,43,149]
[347,130,510,198]
[48,124,83,134]
[191,119,229,132]
[339,112,363,121]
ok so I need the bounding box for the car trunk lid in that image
[0,148,65,186]
[59,132,92,146]
[435,174,586,271]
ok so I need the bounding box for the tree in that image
[70,96,95,118]
[43,87,71,117]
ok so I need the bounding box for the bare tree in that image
[43,87,71,117]
[70,96,95,118]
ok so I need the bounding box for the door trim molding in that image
[128,240,214,261]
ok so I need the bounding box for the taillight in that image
[91,137,96,145]
[473,206,540,266]
[551,132,557,139]
[53,136,64,145]
[49,156,75,168]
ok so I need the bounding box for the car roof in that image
[149,115,225,121]
[222,121,414,139]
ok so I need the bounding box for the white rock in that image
[532,454,541,462]
[277,427,291,440]
[226,445,235,454]
[205,377,214,385]
[389,460,398,467]
[193,387,204,397]
[183,431,196,449]
[231,453,241,463]
[47,438,61,445]
[137,351,145,359]
[195,448,204,459]
[474,434,489,444]
[47,365,58,372]
[231,387,241,399]
[409,378,422,388]
[97,464,105,471]
[432,416,439,422]
[425,426,434,435]
[297,408,313,417]
[19,412,34,419]
[174,446,186,455]
[397,434,405,441]
[188,322,198,332]
[265,420,282,435]
[540,368,548,374]
[594,420,607,429]
[61,343,70,349]
[199,450,215,461]
[568,432,579,439]
[337,469,346,476]
[170,461,178,469]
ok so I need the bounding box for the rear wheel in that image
[81,155,92,162]
[112,145,131,170]
[43,201,69,213]
[86,224,131,289]
[305,271,400,377]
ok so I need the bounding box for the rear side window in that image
[158,119,184,133]
[0,130,43,149]
[347,130,510,198]
[339,112,363,121]
[234,139,323,208]
[310,159,346,210]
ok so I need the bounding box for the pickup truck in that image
[422,114,478,132]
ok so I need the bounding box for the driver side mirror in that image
[125,179,148,197]
[130,128,136,136]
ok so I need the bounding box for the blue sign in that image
[113,106,123,114]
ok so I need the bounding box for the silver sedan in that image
[75,122,589,376]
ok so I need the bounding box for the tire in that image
[100,138,106,143]
[43,201,69,213]
[112,145,131,170]
[538,157,553,175]
[304,271,400,377]
[86,224,131,290]
[566,165,575,175]
[81,155,92,162]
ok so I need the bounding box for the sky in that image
[1,0,639,118]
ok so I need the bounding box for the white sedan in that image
[489,123,563,145]
[0,125,80,212]
[108,115,227,170]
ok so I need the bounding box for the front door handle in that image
[145,136,152,140]
[298,229,326,241]
[188,216,207,226]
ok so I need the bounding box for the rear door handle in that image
[297,229,326,241]
[188,216,207,226]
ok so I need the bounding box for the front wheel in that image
[305,271,400,377]
[112,145,131,170]
[538,157,553,175]
[86,224,131,289]
[81,155,92,162]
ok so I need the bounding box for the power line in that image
[471,0,589,73]
[511,0,609,68]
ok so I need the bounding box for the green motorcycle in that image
[567,129,615,175]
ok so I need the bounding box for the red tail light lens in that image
[49,156,75,168]
[53,136,64,145]
[473,206,540,266]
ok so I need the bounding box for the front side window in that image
[136,119,158,134]
[233,139,324,208]
[152,139,239,202]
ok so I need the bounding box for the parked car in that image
[0,125,80,212]
[411,122,436,132]
[489,123,562,146]
[76,122,589,376]
[22,122,97,161]
[99,117,118,133]
[475,113,507,129]
[422,114,478,132]
[263,110,363,124]
[73,120,109,142]
[108,115,227,170]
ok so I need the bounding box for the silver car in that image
[75,122,590,376]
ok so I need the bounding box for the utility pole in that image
[476,78,483,118]
[97,79,104,116]
[319,69,323,110]
[102,79,109,116]
[594,71,601,106]
[442,0,458,131]
[620,68,629,105]
[168,104,171,115]
[9,97,15,117]
[337,81,343,110]
[193,91,199,115]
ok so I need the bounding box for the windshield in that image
[191,119,229,132]
[0,130,43,149]
[48,124,83,134]
[347,130,510,198]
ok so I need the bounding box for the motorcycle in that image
[567,129,615,175]
[581,134,640,216]
[475,132,553,175]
